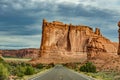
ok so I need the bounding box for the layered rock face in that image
[37,19,118,63]
[1,48,39,58]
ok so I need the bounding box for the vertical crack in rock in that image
[67,25,71,51]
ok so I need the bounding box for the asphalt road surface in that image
[29,65,94,80]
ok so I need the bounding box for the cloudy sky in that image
[0,0,120,49]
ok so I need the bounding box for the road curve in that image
[29,65,94,80]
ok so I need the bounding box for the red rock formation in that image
[1,48,39,59]
[117,21,120,55]
[94,28,101,35]
[34,19,118,64]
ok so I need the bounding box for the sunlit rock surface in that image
[33,19,118,64]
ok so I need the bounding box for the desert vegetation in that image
[63,62,120,80]
[0,57,54,80]
[79,62,96,73]
[1,55,120,80]
[0,57,9,79]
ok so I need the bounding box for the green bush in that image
[80,62,96,73]
[24,66,35,75]
[16,66,26,77]
[0,57,4,63]
[0,61,39,78]
[8,62,36,77]
[16,63,34,76]
[0,63,9,80]
[17,72,24,77]
[36,63,44,69]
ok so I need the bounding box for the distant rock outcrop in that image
[32,19,118,64]
[1,48,39,59]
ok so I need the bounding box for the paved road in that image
[29,65,94,80]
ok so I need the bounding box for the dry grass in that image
[2,57,31,62]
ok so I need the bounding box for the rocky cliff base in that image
[89,53,120,71]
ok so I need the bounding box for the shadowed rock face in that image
[36,19,118,64]
[117,21,120,55]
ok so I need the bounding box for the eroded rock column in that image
[118,21,120,55]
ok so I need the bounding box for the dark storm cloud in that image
[0,0,55,36]
[0,0,118,26]
[0,25,41,35]
[0,1,119,37]
[0,13,37,25]
[0,0,120,49]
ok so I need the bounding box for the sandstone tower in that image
[117,21,120,55]
[38,19,118,63]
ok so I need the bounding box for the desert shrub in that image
[0,61,39,78]
[24,66,35,75]
[45,63,54,69]
[80,62,96,73]
[0,57,4,63]
[16,66,26,77]
[21,62,31,66]
[36,63,44,69]
[17,72,25,77]
[0,63,9,80]
[12,62,26,77]
[49,63,54,67]
[15,62,36,77]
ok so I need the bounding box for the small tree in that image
[80,62,96,73]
